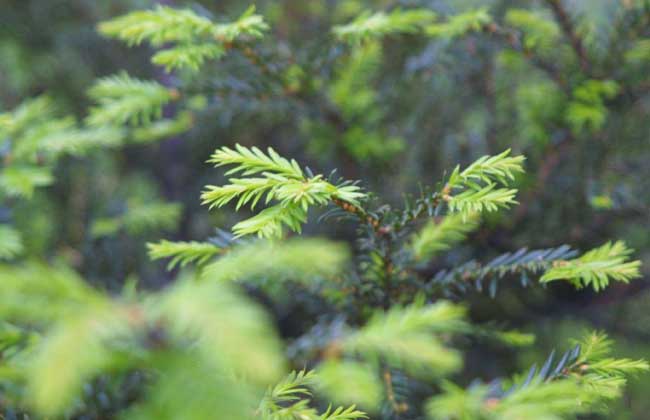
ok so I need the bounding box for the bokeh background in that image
[2,0,650,417]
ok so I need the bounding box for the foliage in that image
[425,8,492,38]
[99,5,268,71]
[333,9,436,44]
[410,213,480,261]
[0,0,648,419]
[86,73,177,127]
[426,332,648,419]
[147,239,222,270]
[541,241,641,291]
[445,149,525,218]
[202,144,365,238]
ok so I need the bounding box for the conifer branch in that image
[341,302,466,376]
[201,238,348,283]
[427,332,648,419]
[443,149,525,218]
[431,245,578,297]
[98,5,268,71]
[540,241,642,291]
[333,9,437,44]
[258,370,368,419]
[86,73,177,127]
[202,144,365,238]
[410,213,480,261]
[425,8,492,38]
[0,225,23,260]
[147,240,223,270]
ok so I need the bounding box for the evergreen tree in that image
[0,1,649,418]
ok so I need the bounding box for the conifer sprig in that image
[333,9,437,43]
[0,226,24,260]
[341,302,466,376]
[258,370,367,419]
[98,5,268,71]
[202,144,365,238]
[432,245,578,298]
[444,149,525,218]
[410,213,481,261]
[540,241,642,291]
[426,332,648,420]
[425,8,492,38]
[208,144,304,179]
[447,149,526,188]
[86,73,176,127]
[147,240,223,270]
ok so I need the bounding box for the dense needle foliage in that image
[1,0,650,419]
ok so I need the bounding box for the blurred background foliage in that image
[1,0,650,418]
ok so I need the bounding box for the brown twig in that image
[484,23,570,93]
[545,0,592,75]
